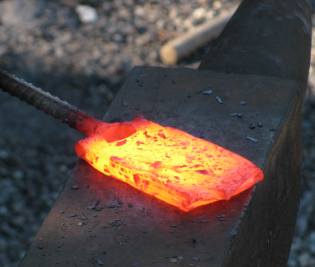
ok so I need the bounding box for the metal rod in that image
[0,69,99,135]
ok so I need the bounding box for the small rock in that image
[135,33,152,46]
[77,221,85,227]
[192,8,207,25]
[76,5,98,23]
[213,1,222,10]
[240,100,247,105]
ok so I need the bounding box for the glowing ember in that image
[75,118,264,212]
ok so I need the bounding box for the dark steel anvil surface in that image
[20,67,304,267]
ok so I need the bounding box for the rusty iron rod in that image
[0,69,97,134]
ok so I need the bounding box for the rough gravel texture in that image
[0,0,314,267]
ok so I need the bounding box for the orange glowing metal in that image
[75,118,264,212]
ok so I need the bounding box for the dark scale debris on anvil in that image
[201,88,213,95]
[215,95,224,104]
[230,112,243,118]
[0,0,315,267]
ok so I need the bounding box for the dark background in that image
[0,1,314,266]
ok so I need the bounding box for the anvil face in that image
[75,118,263,211]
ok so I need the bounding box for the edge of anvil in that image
[19,67,303,267]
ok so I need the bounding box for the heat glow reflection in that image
[75,118,263,212]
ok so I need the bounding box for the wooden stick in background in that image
[160,5,238,65]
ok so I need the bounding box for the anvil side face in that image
[20,67,302,267]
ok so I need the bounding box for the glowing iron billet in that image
[75,118,264,212]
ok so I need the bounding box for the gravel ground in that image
[0,1,314,266]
